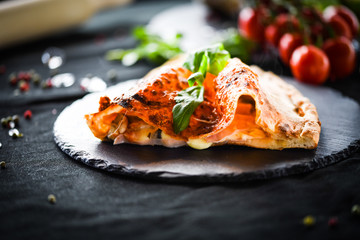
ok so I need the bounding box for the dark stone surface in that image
[54,78,360,182]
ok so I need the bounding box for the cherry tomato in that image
[238,7,265,43]
[323,5,359,38]
[324,14,352,39]
[265,24,282,46]
[323,36,356,80]
[265,14,300,47]
[275,14,299,32]
[278,33,303,66]
[290,45,330,85]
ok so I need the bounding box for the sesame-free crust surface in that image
[54,78,360,182]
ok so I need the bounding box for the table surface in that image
[1,1,360,239]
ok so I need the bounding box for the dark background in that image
[1,0,360,239]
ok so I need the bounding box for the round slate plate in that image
[54,78,360,182]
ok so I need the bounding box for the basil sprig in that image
[172,44,230,134]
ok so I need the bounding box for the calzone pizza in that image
[85,44,321,150]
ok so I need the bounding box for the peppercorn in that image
[9,128,20,138]
[24,110,32,119]
[0,161,5,169]
[19,80,30,92]
[12,115,19,125]
[41,78,53,89]
[48,194,56,204]
[17,71,26,80]
[22,72,31,82]
[351,204,360,216]
[46,79,53,88]
[8,121,15,129]
[6,116,13,124]
[1,118,7,128]
[303,215,315,227]
[32,73,41,85]
[328,217,338,228]
[9,73,17,86]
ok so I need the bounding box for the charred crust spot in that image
[132,93,162,107]
[147,101,161,107]
[151,90,157,95]
[99,96,111,111]
[294,107,305,117]
[226,76,239,88]
[118,99,132,109]
[132,93,147,104]
[279,123,290,133]
[153,80,163,88]
[149,114,160,125]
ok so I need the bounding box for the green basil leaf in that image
[205,44,230,76]
[173,43,230,134]
[183,43,230,76]
[221,28,256,64]
[187,72,205,87]
[106,25,183,65]
[199,52,209,78]
[183,51,203,73]
[172,86,204,134]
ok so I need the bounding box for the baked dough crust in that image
[244,65,321,149]
[85,57,321,150]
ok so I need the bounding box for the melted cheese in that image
[206,101,268,145]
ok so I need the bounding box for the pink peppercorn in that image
[46,78,53,88]
[9,73,17,86]
[17,71,26,80]
[19,81,30,92]
[328,217,338,228]
[24,110,32,119]
[22,72,31,82]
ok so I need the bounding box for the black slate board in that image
[53,78,360,182]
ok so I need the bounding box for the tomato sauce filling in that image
[206,95,268,143]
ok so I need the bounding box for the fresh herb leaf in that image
[205,44,231,75]
[187,72,205,87]
[172,86,204,134]
[183,43,230,77]
[106,26,183,66]
[220,28,257,64]
[172,44,230,134]
[302,0,339,11]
